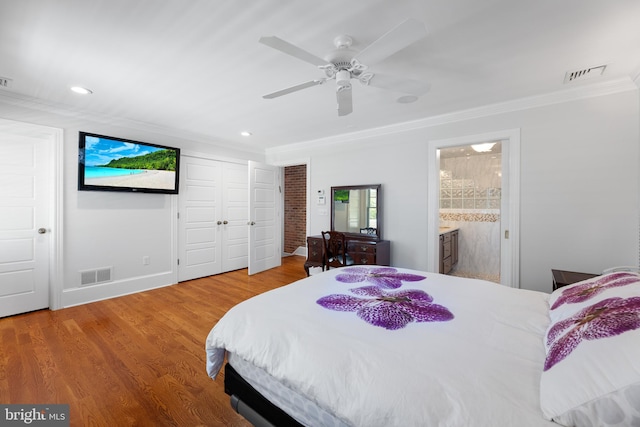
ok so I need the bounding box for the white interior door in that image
[178,156,223,282]
[248,161,281,275]
[221,162,249,272]
[0,125,52,317]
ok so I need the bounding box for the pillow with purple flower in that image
[548,272,640,322]
[540,272,640,425]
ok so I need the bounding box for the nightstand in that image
[551,269,599,291]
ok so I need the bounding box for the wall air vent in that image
[80,267,113,286]
[563,65,607,84]
[0,76,13,89]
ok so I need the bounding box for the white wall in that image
[1,85,637,303]
[268,89,640,293]
[0,100,263,307]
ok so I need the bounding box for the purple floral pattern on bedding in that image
[544,296,640,371]
[317,286,454,330]
[335,267,426,289]
[551,272,639,310]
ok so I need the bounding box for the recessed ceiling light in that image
[240,131,252,137]
[471,142,496,153]
[70,86,93,95]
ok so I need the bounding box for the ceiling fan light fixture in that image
[336,70,351,87]
[358,72,374,86]
[259,18,428,117]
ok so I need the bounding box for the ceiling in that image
[1,0,639,153]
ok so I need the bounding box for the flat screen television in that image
[78,132,180,194]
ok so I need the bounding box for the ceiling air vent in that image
[563,65,607,84]
[0,76,13,89]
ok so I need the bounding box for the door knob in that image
[223,220,228,225]
[217,221,222,225]
[38,228,47,234]
[249,221,256,226]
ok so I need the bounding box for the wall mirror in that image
[331,184,381,239]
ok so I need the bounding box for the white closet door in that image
[221,162,249,272]
[178,156,223,282]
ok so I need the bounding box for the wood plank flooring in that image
[0,255,307,427]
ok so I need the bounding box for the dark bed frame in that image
[224,363,305,427]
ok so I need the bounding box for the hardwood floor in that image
[0,255,307,427]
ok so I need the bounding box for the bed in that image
[206,266,640,427]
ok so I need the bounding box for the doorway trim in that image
[427,128,520,288]
[270,157,311,257]
[50,125,64,310]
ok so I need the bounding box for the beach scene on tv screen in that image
[83,135,177,190]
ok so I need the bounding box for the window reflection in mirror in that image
[331,184,381,239]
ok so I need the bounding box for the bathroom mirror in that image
[331,184,381,239]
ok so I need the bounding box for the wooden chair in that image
[321,231,354,270]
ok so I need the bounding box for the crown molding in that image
[1,76,636,159]
[0,91,262,156]
[266,77,638,156]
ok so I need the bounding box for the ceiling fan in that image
[259,18,430,116]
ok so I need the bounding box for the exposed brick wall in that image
[284,165,306,254]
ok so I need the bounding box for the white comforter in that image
[206,267,557,427]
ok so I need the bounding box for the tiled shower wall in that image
[440,152,501,282]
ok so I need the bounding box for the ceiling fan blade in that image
[367,73,430,96]
[336,85,353,116]
[263,80,324,99]
[353,18,427,66]
[259,36,330,67]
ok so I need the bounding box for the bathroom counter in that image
[439,226,459,235]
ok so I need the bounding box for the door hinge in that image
[504,230,509,239]
[177,259,180,265]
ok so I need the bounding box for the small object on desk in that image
[551,269,599,291]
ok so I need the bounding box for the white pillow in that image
[540,272,640,425]
[548,272,640,321]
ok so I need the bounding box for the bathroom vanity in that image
[439,227,459,274]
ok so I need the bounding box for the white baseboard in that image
[292,246,307,257]
[61,271,176,309]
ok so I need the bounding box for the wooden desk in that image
[551,269,599,291]
[304,235,391,276]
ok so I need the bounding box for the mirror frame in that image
[330,184,382,240]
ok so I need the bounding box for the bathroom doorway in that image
[427,129,520,288]
[439,143,502,283]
